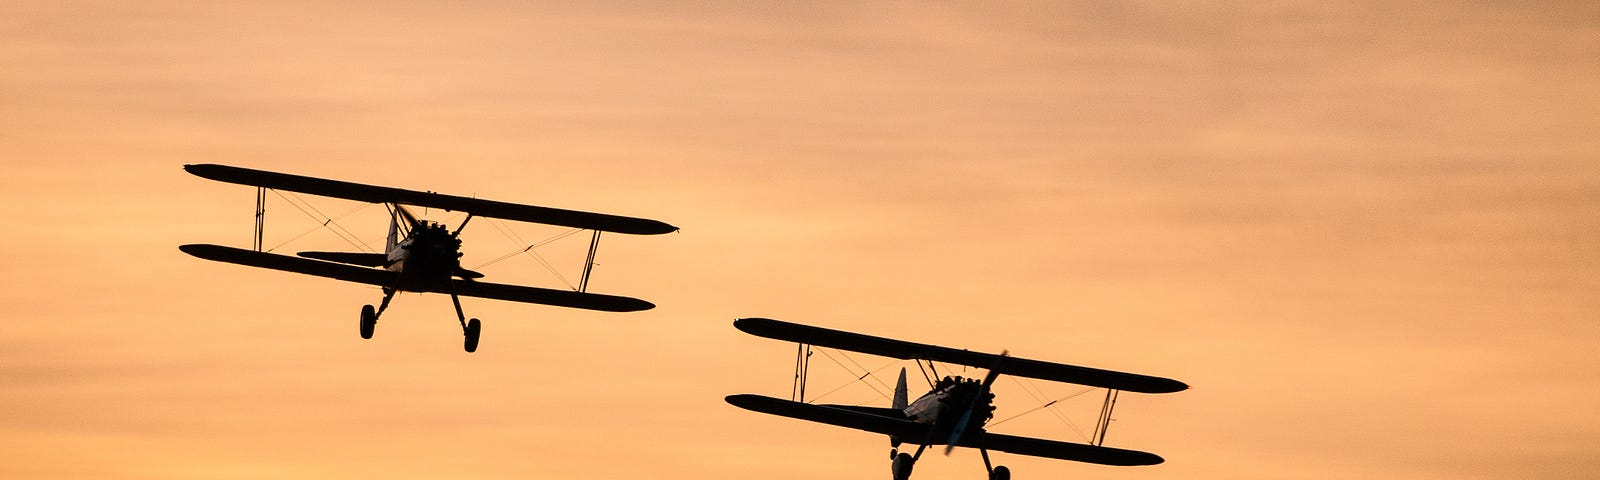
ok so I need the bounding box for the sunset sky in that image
[3,2,1597,479]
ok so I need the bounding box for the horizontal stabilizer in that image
[297,251,389,267]
[726,394,925,439]
[182,244,395,287]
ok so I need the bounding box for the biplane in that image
[726,318,1186,480]
[179,164,675,352]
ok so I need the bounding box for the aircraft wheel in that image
[891,452,914,480]
[464,318,481,353]
[989,465,1009,480]
[359,305,376,339]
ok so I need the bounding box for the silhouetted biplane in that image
[727,317,1186,480]
[180,164,675,352]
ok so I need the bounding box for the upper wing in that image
[724,394,927,439]
[971,432,1165,466]
[185,164,678,235]
[181,243,397,287]
[734,318,1188,394]
[181,244,654,312]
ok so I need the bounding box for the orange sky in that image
[3,2,1598,479]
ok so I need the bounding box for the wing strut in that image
[578,230,601,292]
[1091,389,1121,446]
[914,359,935,389]
[253,187,266,251]
[792,343,812,402]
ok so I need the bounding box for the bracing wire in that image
[988,385,1096,427]
[1010,376,1077,426]
[263,192,376,252]
[487,217,530,247]
[834,349,897,394]
[469,223,585,290]
[810,348,893,402]
[277,190,371,251]
[806,358,902,404]
[471,228,584,270]
[988,383,1099,443]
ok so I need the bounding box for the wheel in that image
[989,465,1009,480]
[359,305,376,339]
[463,318,481,353]
[891,452,914,480]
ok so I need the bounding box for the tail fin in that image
[892,367,909,410]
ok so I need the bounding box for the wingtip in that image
[733,317,781,334]
[182,163,216,173]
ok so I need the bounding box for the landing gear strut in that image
[360,288,397,340]
[448,289,480,353]
[888,442,1009,480]
[979,447,1009,480]
[988,466,1010,480]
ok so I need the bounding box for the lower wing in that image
[446,278,654,312]
[973,432,1164,466]
[725,394,1163,467]
[181,244,395,286]
[180,244,655,312]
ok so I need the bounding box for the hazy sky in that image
[3,2,1597,479]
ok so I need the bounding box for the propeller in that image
[944,350,1007,455]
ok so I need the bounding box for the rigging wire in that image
[1010,376,1080,426]
[263,192,376,252]
[278,190,371,251]
[487,216,530,246]
[810,348,892,402]
[834,348,897,394]
[988,384,1096,426]
[471,227,583,269]
[806,358,901,404]
[988,383,1098,443]
[470,223,585,290]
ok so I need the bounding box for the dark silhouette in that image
[726,317,1187,480]
[179,164,675,352]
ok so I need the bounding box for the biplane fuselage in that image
[901,377,995,440]
[381,211,470,292]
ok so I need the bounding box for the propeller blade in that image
[944,351,1008,455]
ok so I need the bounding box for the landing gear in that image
[359,305,376,339]
[448,288,480,353]
[979,447,1008,480]
[360,288,397,340]
[891,452,914,480]
[464,318,481,353]
[890,443,926,480]
[989,466,1010,480]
